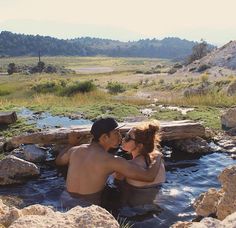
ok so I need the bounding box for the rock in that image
[0,204,54,227]
[227,80,236,96]
[193,165,236,221]
[204,128,216,140]
[170,221,193,227]
[0,112,17,125]
[214,134,236,153]
[6,205,119,228]
[217,165,236,220]
[11,145,48,163]
[171,137,211,154]
[193,188,223,217]
[0,155,40,185]
[227,127,236,136]
[171,212,236,227]
[221,107,236,130]
[22,145,47,163]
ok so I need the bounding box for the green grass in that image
[0,118,37,138]
[152,109,184,121]
[186,107,221,129]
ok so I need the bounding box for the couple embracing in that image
[56,117,165,208]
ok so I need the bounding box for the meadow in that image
[0,56,236,137]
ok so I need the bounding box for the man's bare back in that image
[66,142,114,194]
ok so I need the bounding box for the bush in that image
[197,64,210,72]
[200,73,209,84]
[168,68,177,74]
[62,80,96,96]
[7,63,17,75]
[32,81,59,93]
[106,82,126,94]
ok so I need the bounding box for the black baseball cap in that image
[90,117,125,140]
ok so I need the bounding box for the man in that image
[56,117,160,207]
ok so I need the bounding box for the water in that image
[18,108,92,129]
[0,151,235,227]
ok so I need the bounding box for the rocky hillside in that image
[179,40,236,75]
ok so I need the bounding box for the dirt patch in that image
[75,67,114,74]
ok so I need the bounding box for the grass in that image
[0,56,235,131]
[162,92,236,107]
[0,118,37,138]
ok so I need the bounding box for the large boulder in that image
[0,155,40,185]
[0,203,119,228]
[217,165,236,220]
[193,165,236,221]
[221,108,236,130]
[171,137,211,154]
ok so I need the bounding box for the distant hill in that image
[0,31,205,60]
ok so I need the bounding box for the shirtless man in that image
[56,117,160,207]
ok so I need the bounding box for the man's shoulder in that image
[70,144,89,153]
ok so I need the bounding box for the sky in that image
[0,0,236,46]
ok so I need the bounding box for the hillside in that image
[0,31,197,60]
[178,40,236,75]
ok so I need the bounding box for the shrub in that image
[62,80,96,96]
[197,64,210,72]
[168,68,177,74]
[158,79,164,85]
[32,81,58,93]
[173,63,183,69]
[7,63,17,75]
[106,82,126,94]
[200,73,209,84]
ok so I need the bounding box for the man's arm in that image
[55,132,79,166]
[55,146,74,166]
[108,155,162,182]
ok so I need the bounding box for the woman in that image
[115,120,166,206]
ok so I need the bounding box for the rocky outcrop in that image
[217,165,236,220]
[0,201,119,228]
[194,165,236,220]
[221,107,236,130]
[0,155,40,185]
[193,188,223,217]
[171,136,211,154]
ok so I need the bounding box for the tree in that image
[7,63,17,75]
[187,39,209,64]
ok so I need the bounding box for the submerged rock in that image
[0,155,40,185]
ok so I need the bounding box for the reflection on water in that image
[18,108,92,129]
